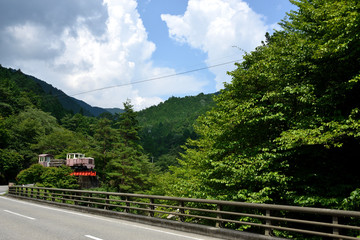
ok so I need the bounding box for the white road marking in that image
[85,235,103,240]
[4,209,36,220]
[2,197,204,240]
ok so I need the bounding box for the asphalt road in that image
[0,185,8,195]
[0,196,223,240]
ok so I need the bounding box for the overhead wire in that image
[62,59,241,98]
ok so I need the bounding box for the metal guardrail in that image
[8,186,360,239]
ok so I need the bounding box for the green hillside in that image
[0,66,153,191]
[0,66,110,118]
[0,66,70,119]
[137,93,216,170]
[0,65,210,188]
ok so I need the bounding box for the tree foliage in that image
[159,0,360,210]
[16,164,46,185]
[105,101,154,193]
[138,93,215,170]
[17,164,79,189]
[0,149,23,183]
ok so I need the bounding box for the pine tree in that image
[106,100,153,193]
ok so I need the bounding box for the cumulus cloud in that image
[161,0,268,90]
[0,0,207,110]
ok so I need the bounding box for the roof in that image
[39,154,53,157]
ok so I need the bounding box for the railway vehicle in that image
[66,153,95,170]
[66,153,96,176]
[38,154,66,167]
[38,153,96,176]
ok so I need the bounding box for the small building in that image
[38,154,54,167]
[38,154,66,167]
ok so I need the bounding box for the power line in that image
[66,59,241,97]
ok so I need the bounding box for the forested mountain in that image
[0,66,155,191]
[0,66,110,118]
[0,64,213,188]
[137,93,216,170]
[0,66,70,120]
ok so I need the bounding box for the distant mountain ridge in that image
[28,75,111,117]
[105,108,125,114]
[3,66,114,117]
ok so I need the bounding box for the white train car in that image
[66,153,95,170]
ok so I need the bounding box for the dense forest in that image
[0,65,213,191]
[151,0,360,212]
[0,0,359,220]
[138,93,216,170]
[0,65,152,191]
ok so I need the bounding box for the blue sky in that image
[0,0,296,110]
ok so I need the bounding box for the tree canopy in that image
[156,0,360,211]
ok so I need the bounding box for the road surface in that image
[0,196,223,240]
[0,185,8,195]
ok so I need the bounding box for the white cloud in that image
[0,0,208,111]
[161,0,268,90]
[3,23,64,60]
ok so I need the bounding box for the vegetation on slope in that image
[1,2,359,228]
[0,67,155,191]
[152,0,360,213]
[138,93,216,170]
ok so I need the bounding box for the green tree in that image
[138,93,214,171]
[160,0,360,209]
[38,165,79,189]
[31,128,92,158]
[106,147,152,193]
[116,100,141,148]
[0,116,10,148]
[0,149,23,184]
[61,113,96,136]
[16,164,78,189]
[6,108,59,167]
[105,100,153,193]
[16,164,46,185]
[91,118,118,179]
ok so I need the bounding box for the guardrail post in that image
[216,204,223,228]
[149,198,155,217]
[265,210,272,236]
[104,194,109,210]
[88,193,92,207]
[125,196,130,213]
[30,188,33,198]
[179,201,185,222]
[74,192,78,205]
[46,189,49,200]
[62,191,66,203]
[332,216,340,239]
